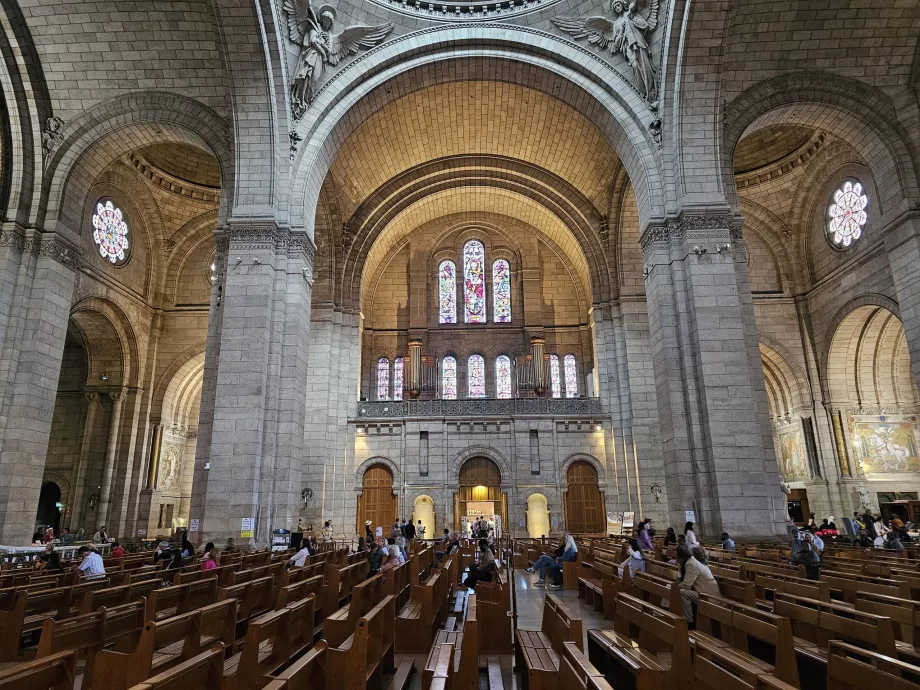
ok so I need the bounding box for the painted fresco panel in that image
[776,425,808,481]
[849,415,920,474]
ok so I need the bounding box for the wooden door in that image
[360,464,396,535]
[565,461,603,533]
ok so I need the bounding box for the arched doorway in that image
[455,457,507,531]
[36,482,62,535]
[526,493,550,538]
[357,464,397,536]
[564,461,604,533]
[412,495,435,539]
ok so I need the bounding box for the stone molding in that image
[0,225,25,253]
[355,397,605,418]
[639,214,739,252]
[224,225,316,265]
[843,406,920,416]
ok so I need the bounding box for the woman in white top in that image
[288,543,312,568]
[684,521,700,547]
[623,538,646,577]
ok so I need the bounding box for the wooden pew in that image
[323,560,365,617]
[0,649,75,689]
[827,640,920,690]
[79,579,160,614]
[821,570,903,605]
[0,585,79,660]
[559,641,615,690]
[587,592,692,690]
[855,590,920,663]
[693,637,799,690]
[326,573,384,647]
[753,572,830,604]
[36,600,147,688]
[692,593,799,687]
[327,594,397,690]
[476,568,512,653]
[773,592,897,689]
[424,594,479,690]
[577,556,629,619]
[127,643,225,690]
[260,640,327,690]
[515,594,583,690]
[223,607,293,690]
[219,575,274,628]
[144,583,190,622]
[396,567,445,653]
[630,571,680,614]
[284,594,317,660]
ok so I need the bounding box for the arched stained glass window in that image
[92,199,130,264]
[564,354,578,398]
[827,179,868,249]
[442,356,457,400]
[463,241,486,324]
[549,354,561,398]
[376,358,390,400]
[468,355,486,398]
[393,357,404,401]
[496,355,512,399]
[492,259,511,323]
[438,261,457,324]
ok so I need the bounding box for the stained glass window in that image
[376,358,390,400]
[549,354,561,398]
[827,179,868,248]
[492,259,511,323]
[468,355,486,398]
[496,355,512,399]
[564,354,578,398]
[463,241,486,323]
[92,199,130,264]
[393,357,404,401]
[438,261,457,324]
[442,356,457,400]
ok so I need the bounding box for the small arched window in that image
[376,358,390,401]
[438,260,457,324]
[463,240,486,324]
[564,354,578,398]
[468,354,486,398]
[492,259,511,323]
[393,357,404,401]
[549,354,561,398]
[442,356,457,400]
[496,355,512,399]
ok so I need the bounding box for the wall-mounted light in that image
[101,373,109,381]
[356,427,365,435]
[692,245,707,256]
[204,462,211,471]
[715,243,732,254]
[594,424,602,432]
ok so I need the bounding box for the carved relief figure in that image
[158,446,182,492]
[284,0,394,117]
[552,0,659,106]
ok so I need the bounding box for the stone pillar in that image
[96,388,128,527]
[407,339,423,398]
[69,392,103,531]
[146,422,164,490]
[641,214,786,538]
[191,223,314,546]
[0,231,80,543]
[883,211,920,389]
[531,336,546,394]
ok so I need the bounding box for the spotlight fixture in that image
[692,245,707,256]
[595,424,602,432]
[101,373,109,381]
[715,243,732,254]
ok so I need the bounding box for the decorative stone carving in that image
[552,0,659,108]
[0,226,26,253]
[648,118,661,148]
[289,130,304,159]
[41,116,65,165]
[39,236,82,271]
[158,445,182,492]
[284,0,394,118]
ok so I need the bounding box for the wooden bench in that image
[127,643,225,690]
[219,575,274,628]
[36,600,147,688]
[754,572,830,605]
[223,606,293,690]
[692,593,799,687]
[397,567,445,653]
[773,592,897,689]
[283,594,317,660]
[0,649,75,688]
[327,573,384,647]
[0,585,81,660]
[577,556,628,619]
[821,570,903,605]
[630,571,680,614]
[515,594,584,690]
[260,640,327,690]
[587,593,692,690]
[692,637,798,690]
[424,593,478,690]
[559,641,615,690]
[323,561,366,617]
[476,568,512,653]
[79,579,160,614]
[826,639,920,689]
[855,590,920,664]
[327,594,396,690]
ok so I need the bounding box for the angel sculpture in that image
[284,0,393,117]
[552,0,659,106]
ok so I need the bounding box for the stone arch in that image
[722,73,920,221]
[353,456,401,487]
[39,92,232,232]
[160,353,206,431]
[823,294,902,371]
[559,453,607,489]
[163,211,219,305]
[291,26,665,234]
[759,339,812,420]
[449,446,511,485]
[41,470,72,508]
[737,199,796,294]
[69,296,140,388]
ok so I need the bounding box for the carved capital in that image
[288,232,316,266]
[0,225,26,253]
[225,224,286,251]
[109,387,129,403]
[39,235,82,271]
[84,391,100,404]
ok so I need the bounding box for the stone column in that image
[641,214,786,538]
[407,338,423,398]
[531,336,546,394]
[69,392,103,531]
[146,422,164,490]
[0,231,80,543]
[96,388,128,527]
[191,223,314,546]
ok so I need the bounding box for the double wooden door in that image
[564,461,604,533]
[358,464,397,535]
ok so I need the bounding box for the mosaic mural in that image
[777,425,808,482]
[849,415,920,474]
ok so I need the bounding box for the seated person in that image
[622,538,646,578]
[462,539,496,591]
[366,537,385,577]
[75,545,106,580]
[676,545,720,623]
[288,540,312,568]
[35,544,62,573]
[165,549,184,571]
[546,534,578,589]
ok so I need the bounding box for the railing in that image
[355,397,604,418]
